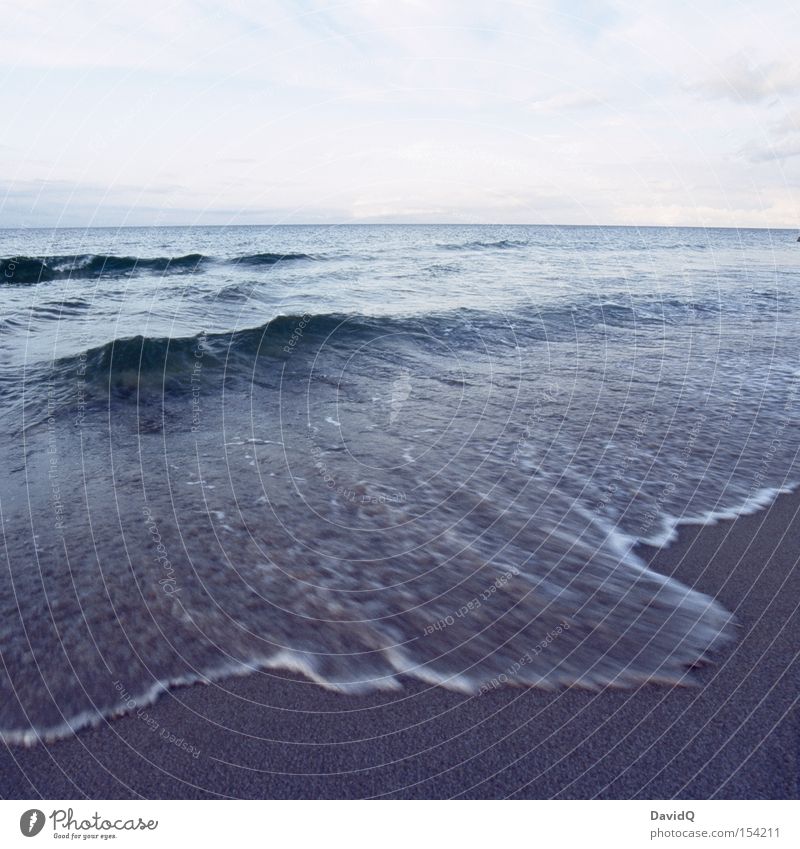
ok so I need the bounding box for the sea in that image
[0,224,798,743]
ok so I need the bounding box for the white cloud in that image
[772,109,800,135]
[692,54,800,104]
[741,108,800,164]
[1,1,799,227]
[743,136,800,163]
[528,92,606,112]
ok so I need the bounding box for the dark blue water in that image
[1,224,798,742]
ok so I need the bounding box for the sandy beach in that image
[2,488,798,800]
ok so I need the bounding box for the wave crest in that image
[0,251,319,284]
[441,239,528,251]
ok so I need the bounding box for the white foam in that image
[4,480,791,748]
[638,484,797,549]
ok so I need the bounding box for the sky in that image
[1,0,799,228]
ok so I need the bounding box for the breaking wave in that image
[0,254,208,283]
[441,239,529,251]
[233,252,317,265]
[0,251,320,284]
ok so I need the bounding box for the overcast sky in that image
[1,0,799,228]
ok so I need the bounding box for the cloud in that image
[528,92,605,112]
[743,136,800,163]
[742,107,800,163]
[692,54,800,104]
[771,109,800,135]
[1,1,799,227]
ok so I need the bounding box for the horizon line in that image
[1,222,798,232]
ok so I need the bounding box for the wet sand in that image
[2,490,798,799]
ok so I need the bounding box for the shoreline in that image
[2,489,798,799]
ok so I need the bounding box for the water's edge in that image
[5,481,794,748]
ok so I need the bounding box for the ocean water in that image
[1,224,798,743]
